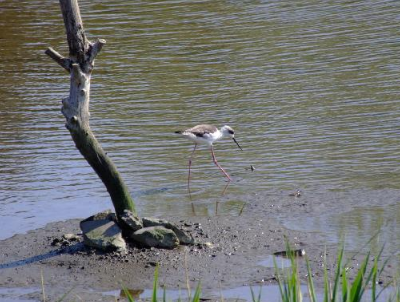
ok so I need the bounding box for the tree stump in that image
[45,0,136,219]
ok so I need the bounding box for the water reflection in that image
[259,255,292,269]
[104,288,188,301]
[275,189,400,256]
[0,0,400,240]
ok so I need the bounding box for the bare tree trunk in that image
[45,0,137,218]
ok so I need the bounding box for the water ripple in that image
[0,0,399,238]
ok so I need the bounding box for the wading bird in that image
[175,124,243,190]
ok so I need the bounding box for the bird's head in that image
[221,125,243,151]
[221,125,235,138]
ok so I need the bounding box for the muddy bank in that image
[0,190,397,301]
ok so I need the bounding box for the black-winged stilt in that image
[175,124,243,190]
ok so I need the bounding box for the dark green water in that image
[0,0,399,251]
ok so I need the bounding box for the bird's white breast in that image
[182,129,222,146]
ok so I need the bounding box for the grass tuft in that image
[122,242,398,302]
[123,265,201,302]
[271,241,398,302]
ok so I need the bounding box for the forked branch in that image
[45,0,137,218]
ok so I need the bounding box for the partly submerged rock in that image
[273,249,306,258]
[131,226,179,249]
[119,209,143,232]
[80,219,126,253]
[142,217,195,245]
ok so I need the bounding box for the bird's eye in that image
[228,130,234,134]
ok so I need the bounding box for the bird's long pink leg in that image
[211,145,232,181]
[188,144,197,193]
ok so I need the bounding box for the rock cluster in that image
[80,210,194,253]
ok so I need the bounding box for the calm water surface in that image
[0,0,400,255]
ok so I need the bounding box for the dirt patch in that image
[0,191,395,301]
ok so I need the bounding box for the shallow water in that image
[259,255,292,268]
[0,287,39,302]
[1,284,396,302]
[0,0,400,256]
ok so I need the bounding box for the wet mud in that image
[0,189,397,301]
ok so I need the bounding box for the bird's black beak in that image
[233,138,243,151]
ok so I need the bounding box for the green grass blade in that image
[257,286,262,302]
[191,282,201,302]
[55,287,76,302]
[122,288,135,302]
[274,255,288,302]
[372,257,378,302]
[250,286,262,302]
[344,231,379,267]
[342,264,348,302]
[376,260,393,300]
[349,252,369,302]
[375,245,393,300]
[306,257,317,302]
[250,286,256,302]
[323,247,330,302]
[283,238,302,302]
[291,261,301,302]
[152,265,159,302]
[177,287,182,302]
[331,247,344,302]
[163,285,166,302]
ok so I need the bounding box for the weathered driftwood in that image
[46,0,136,218]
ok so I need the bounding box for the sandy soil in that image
[0,191,396,301]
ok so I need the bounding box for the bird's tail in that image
[175,131,183,134]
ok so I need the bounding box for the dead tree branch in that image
[46,0,137,218]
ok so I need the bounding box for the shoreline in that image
[0,190,397,301]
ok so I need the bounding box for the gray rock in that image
[142,217,194,245]
[80,219,126,253]
[131,226,179,249]
[81,209,116,223]
[142,217,169,227]
[119,209,143,232]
